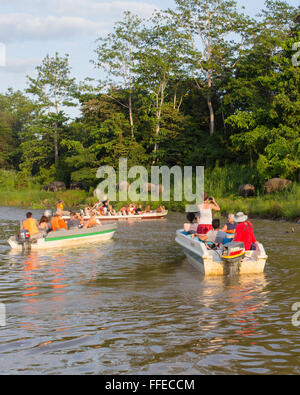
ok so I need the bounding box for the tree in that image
[26,53,77,163]
[0,90,35,169]
[135,10,190,160]
[224,2,300,180]
[173,0,247,135]
[93,11,142,138]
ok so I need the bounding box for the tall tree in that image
[224,2,299,179]
[0,89,35,169]
[93,11,141,139]
[173,0,247,135]
[26,53,77,163]
[135,10,189,160]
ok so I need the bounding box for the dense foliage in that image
[0,0,299,193]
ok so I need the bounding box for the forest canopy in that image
[0,0,299,192]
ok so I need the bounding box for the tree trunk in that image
[54,122,58,163]
[128,93,134,139]
[207,95,215,136]
[207,69,215,136]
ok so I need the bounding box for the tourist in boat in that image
[38,216,51,235]
[83,211,101,228]
[67,212,84,230]
[184,213,199,234]
[233,212,257,251]
[93,200,103,212]
[56,200,64,213]
[85,205,96,216]
[51,213,68,232]
[107,205,117,216]
[222,214,237,239]
[197,218,227,247]
[197,193,220,235]
[120,205,128,216]
[156,205,164,213]
[136,204,143,214]
[128,203,136,215]
[22,212,42,239]
[102,199,110,209]
[145,205,151,213]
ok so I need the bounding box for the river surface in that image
[0,207,300,375]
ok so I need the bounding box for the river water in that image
[0,207,300,375]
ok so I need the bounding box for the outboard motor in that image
[19,230,32,251]
[222,242,245,275]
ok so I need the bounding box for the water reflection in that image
[189,273,270,358]
[1,209,300,374]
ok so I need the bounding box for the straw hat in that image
[234,212,248,222]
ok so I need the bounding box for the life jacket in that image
[23,218,40,236]
[87,218,99,228]
[51,217,67,232]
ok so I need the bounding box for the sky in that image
[0,0,298,117]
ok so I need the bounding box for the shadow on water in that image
[0,208,300,374]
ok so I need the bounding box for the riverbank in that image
[0,188,299,222]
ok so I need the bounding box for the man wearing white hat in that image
[233,212,257,251]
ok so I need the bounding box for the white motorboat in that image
[8,224,117,251]
[175,230,268,276]
[62,210,168,221]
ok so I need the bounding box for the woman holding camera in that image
[197,193,220,235]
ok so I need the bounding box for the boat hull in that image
[8,224,117,251]
[175,230,268,276]
[62,211,168,222]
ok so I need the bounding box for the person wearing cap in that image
[57,200,64,213]
[233,212,257,251]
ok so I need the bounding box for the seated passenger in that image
[128,203,136,215]
[107,205,116,216]
[93,201,102,212]
[145,205,151,213]
[67,212,83,230]
[39,216,51,235]
[120,205,128,215]
[184,213,198,234]
[23,212,42,239]
[197,218,227,247]
[222,214,237,239]
[83,212,101,229]
[51,213,68,232]
[233,212,257,251]
[85,206,92,216]
[156,205,165,213]
[136,204,143,214]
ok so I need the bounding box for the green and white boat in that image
[8,224,117,251]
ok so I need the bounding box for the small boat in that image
[8,224,117,251]
[175,230,268,276]
[62,210,168,222]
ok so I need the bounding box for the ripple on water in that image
[1,209,300,374]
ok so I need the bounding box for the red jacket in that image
[234,221,256,250]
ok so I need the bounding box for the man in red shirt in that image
[233,212,257,251]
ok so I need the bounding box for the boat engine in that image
[222,242,245,275]
[19,230,32,251]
